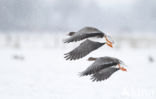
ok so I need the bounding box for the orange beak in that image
[118,64,127,72]
[120,67,127,71]
[106,42,113,48]
[105,36,113,48]
[105,35,113,44]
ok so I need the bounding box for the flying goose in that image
[64,27,113,60]
[64,27,113,45]
[80,56,127,82]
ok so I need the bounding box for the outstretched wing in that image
[64,33,103,43]
[80,57,119,76]
[64,40,104,60]
[64,27,104,43]
[91,67,119,82]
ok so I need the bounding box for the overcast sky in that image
[0,0,155,33]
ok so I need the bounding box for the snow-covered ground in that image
[0,33,156,99]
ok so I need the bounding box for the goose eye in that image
[120,61,127,68]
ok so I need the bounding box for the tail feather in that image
[68,32,75,36]
[88,57,96,61]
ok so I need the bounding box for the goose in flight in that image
[64,27,113,60]
[64,27,113,46]
[80,56,127,82]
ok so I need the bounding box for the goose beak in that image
[106,42,113,48]
[120,67,127,71]
[118,64,127,72]
[105,35,112,44]
[104,35,113,48]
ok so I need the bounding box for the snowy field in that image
[0,34,156,99]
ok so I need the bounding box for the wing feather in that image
[91,67,119,81]
[64,27,104,43]
[80,57,119,76]
[64,40,104,60]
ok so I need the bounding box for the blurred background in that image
[0,0,156,99]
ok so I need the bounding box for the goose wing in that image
[78,27,103,34]
[64,27,104,43]
[91,67,119,81]
[80,57,119,76]
[64,39,104,60]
